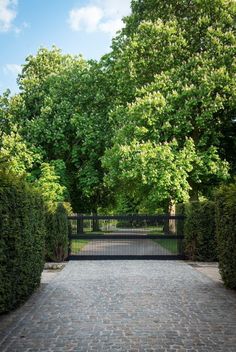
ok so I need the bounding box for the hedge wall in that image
[183,201,217,261]
[215,183,236,289]
[0,172,46,314]
[45,203,69,262]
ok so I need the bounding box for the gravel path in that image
[0,261,236,352]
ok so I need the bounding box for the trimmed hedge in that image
[0,172,46,314]
[183,201,217,261]
[215,183,236,289]
[45,203,69,262]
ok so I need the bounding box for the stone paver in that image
[0,261,236,352]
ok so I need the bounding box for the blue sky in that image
[0,0,131,95]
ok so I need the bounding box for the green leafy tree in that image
[14,47,114,212]
[106,19,188,105]
[103,139,195,211]
[69,60,114,212]
[103,0,235,209]
[16,47,86,160]
[0,90,12,141]
[1,0,235,214]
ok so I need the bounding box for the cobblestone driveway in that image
[0,261,236,352]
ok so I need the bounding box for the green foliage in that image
[0,0,235,213]
[215,183,236,288]
[50,159,69,194]
[13,47,114,212]
[34,162,66,205]
[103,138,197,210]
[17,47,87,160]
[0,130,40,176]
[0,172,46,314]
[108,19,188,104]
[0,90,13,140]
[103,0,234,209]
[103,63,230,206]
[45,203,70,262]
[70,60,113,210]
[126,0,236,44]
[183,201,217,261]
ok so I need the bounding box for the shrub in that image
[215,183,236,289]
[45,203,69,262]
[183,201,217,261]
[0,172,46,314]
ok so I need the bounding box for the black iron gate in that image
[68,214,184,260]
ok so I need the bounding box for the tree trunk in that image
[92,211,100,232]
[77,214,84,234]
[168,201,176,235]
[163,200,176,234]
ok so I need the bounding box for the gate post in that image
[67,218,72,260]
[177,216,184,256]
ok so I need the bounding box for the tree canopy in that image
[0,0,235,213]
[103,0,235,210]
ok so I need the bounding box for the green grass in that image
[71,239,89,253]
[147,227,164,235]
[148,227,179,253]
[153,239,178,254]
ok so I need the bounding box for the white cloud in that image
[68,0,131,35]
[69,6,103,32]
[98,0,131,18]
[99,18,123,35]
[0,0,18,32]
[3,63,21,75]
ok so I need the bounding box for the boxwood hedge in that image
[182,201,217,261]
[45,203,69,262]
[215,183,236,289]
[0,172,46,314]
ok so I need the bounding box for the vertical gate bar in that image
[68,218,72,259]
[177,237,184,256]
[77,214,84,235]
[92,213,100,232]
[77,213,79,236]
[177,217,184,255]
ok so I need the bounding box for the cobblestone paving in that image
[0,261,236,352]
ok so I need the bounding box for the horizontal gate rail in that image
[69,235,184,240]
[68,214,184,220]
[69,255,184,260]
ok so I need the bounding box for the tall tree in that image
[103,0,235,210]
[13,47,114,212]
